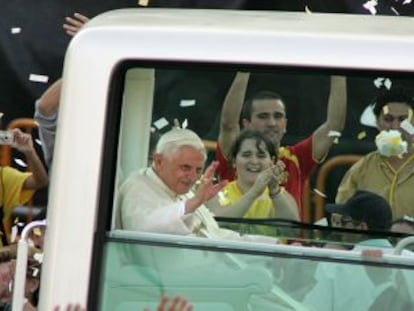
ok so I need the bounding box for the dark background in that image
[1,0,414,209]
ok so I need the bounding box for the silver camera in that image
[0,130,14,145]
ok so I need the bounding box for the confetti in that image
[14,158,27,167]
[32,267,39,277]
[363,0,378,15]
[383,105,389,115]
[390,6,400,15]
[138,0,149,6]
[305,5,312,14]
[374,77,384,88]
[360,104,377,127]
[401,119,414,135]
[179,99,196,107]
[182,118,188,129]
[11,27,21,34]
[14,217,19,224]
[333,137,339,144]
[373,77,392,89]
[328,130,341,137]
[403,0,412,4]
[35,138,42,146]
[218,190,230,206]
[409,109,413,122]
[358,131,367,140]
[29,74,49,83]
[313,188,327,198]
[384,78,392,90]
[153,117,169,130]
[34,253,43,264]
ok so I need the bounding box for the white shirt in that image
[119,167,200,235]
[118,167,278,244]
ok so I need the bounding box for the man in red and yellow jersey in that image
[216,72,347,220]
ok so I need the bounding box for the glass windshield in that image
[94,63,414,310]
[98,231,414,311]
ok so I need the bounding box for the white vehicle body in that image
[32,9,414,310]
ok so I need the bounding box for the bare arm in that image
[267,161,299,220]
[185,161,227,213]
[37,79,62,116]
[63,12,90,37]
[212,163,298,220]
[269,188,299,221]
[312,76,347,161]
[218,72,250,158]
[12,129,49,189]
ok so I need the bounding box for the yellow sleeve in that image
[0,167,34,220]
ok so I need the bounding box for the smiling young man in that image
[336,88,414,220]
[216,72,347,219]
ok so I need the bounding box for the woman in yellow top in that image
[214,129,299,221]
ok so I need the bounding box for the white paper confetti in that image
[182,119,188,129]
[374,77,385,88]
[34,252,44,264]
[390,6,400,15]
[11,27,21,34]
[305,5,312,14]
[35,138,42,146]
[363,0,378,15]
[373,77,392,90]
[179,99,196,107]
[403,0,412,4]
[384,78,392,90]
[401,119,414,136]
[153,117,169,130]
[360,104,377,127]
[29,74,49,83]
[31,267,39,277]
[14,158,27,167]
[328,130,341,137]
[313,188,327,198]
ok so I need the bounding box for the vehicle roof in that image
[67,8,414,71]
[87,8,413,38]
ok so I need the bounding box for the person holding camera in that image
[0,128,48,246]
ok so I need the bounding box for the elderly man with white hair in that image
[119,127,234,236]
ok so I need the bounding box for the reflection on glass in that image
[98,238,414,311]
